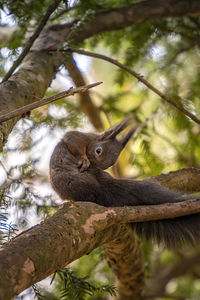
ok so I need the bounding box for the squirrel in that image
[50,118,200,248]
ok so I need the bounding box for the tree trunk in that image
[104,227,145,300]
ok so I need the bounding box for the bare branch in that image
[0,82,103,124]
[67,48,200,125]
[2,0,62,83]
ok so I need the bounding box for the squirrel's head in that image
[87,117,137,170]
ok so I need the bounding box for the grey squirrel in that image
[50,118,200,248]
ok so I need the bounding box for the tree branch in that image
[67,48,200,125]
[150,167,200,193]
[69,0,200,45]
[0,81,102,123]
[104,229,145,300]
[2,0,62,83]
[65,55,103,129]
[0,198,200,299]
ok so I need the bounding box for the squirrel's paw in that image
[78,158,90,172]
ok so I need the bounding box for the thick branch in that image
[104,229,145,300]
[149,167,200,193]
[70,0,200,44]
[0,202,126,299]
[0,199,200,299]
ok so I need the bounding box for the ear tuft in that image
[99,117,132,140]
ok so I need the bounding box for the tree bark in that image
[104,228,145,300]
[0,196,200,299]
[0,202,122,299]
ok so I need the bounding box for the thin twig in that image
[67,47,200,125]
[0,82,103,123]
[1,0,62,83]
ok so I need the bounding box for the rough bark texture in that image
[104,228,145,300]
[0,195,200,299]
[0,202,123,299]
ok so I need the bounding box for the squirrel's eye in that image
[95,146,102,156]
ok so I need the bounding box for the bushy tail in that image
[132,214,200,248]
[100,176,200,248]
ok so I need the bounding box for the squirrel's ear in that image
[87,118,137,170]
[99,117,132,140]
[98,116,137,150]
[118,125,137,148]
